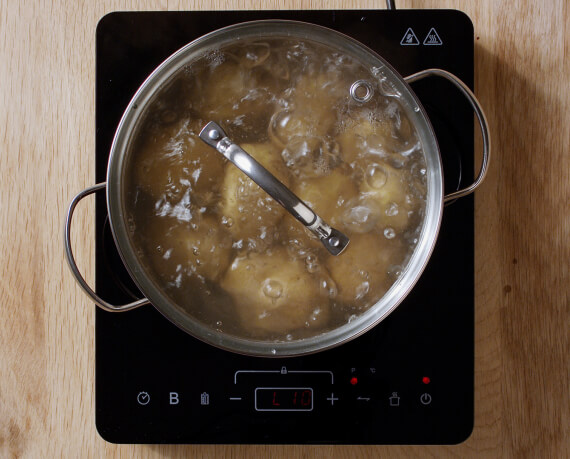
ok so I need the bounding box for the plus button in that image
[327,393,339,406]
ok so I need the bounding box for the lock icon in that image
[389,392,400,406]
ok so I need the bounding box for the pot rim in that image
[106,19,443,357]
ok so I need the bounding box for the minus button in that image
[229,397,242,401]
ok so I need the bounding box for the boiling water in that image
[124,38,427,341]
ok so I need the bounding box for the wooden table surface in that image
[1,0,568,457]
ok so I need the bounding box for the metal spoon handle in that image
[199,121,349,256]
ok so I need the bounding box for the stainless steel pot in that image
[65,20,490,357]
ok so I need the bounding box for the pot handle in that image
[64,182,150,312]
[404,69,491,202]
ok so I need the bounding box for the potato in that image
[219,143,290,243]
[267,64,351,149]
[195,57,278,141]
[327,232,405,305]
[335,109,393,165]
[268,108,337,150]
[359,161,420,231]
[293,67,349,108]
[221,247,329,335]
[280,217,323,257]
[292,167,358,227]
[131,117,225,208]
[143,215,232,283]
[279,135,342,179]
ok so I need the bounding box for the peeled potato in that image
[327,232,405,305]
[221,247,329,335]
[219,143,290,242]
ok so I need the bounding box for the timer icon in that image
[137,391,150,405]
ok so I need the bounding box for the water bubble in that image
[341,196,381,233]
[319,276,338,298]
[387,265,402,278]
[271,348,277,355]
[262,279,283,299]
[286,334,293,341]
[222,216,234,228]
[365,164,388,189]
[384,227,396,239]
[310,308,321,321]
[386,203,399,216]
[268,109,296,147]
[233,42,271,68]
[281,136,340,177]
[355,281,370,299]
[216,320,223,327]
[388,155,406,169]
[410,162,427,177]
[347,314,358,323]
[305,255,319,273]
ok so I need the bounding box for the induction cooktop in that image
[95,9,475,444]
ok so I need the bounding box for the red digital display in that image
[255,388,313,411]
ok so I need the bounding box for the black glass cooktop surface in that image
[95,9,474,444]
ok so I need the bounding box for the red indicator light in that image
[350,377,358,385]
[422,376,431,385]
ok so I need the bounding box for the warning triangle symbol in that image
[423,28,443,45]
[400,28,420,46]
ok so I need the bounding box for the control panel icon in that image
[326,393,339,406]
[420,393,432,405]
[200,392,210,405]
[137,391,150,406]
[389,392,400,406]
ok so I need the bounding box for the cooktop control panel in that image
[95,9,474,444]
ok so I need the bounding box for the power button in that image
[420,393,432,405]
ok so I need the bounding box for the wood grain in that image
[0,0,568,457]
